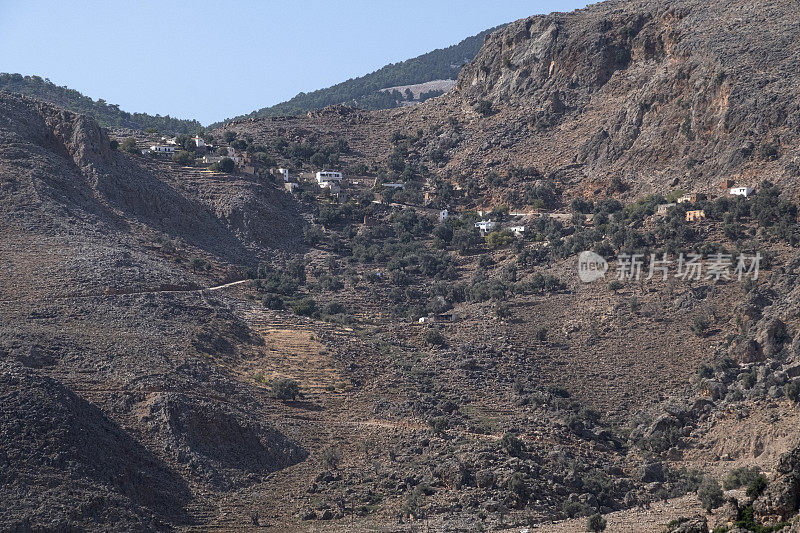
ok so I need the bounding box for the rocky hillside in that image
[445,0,800,198]
[8,0,800,531]
[221,0,800,207]
[0,94,309,530]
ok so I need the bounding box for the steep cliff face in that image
[0,93,304,266]
[447,0,800,196]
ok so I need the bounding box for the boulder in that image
[732,339,764,364]
[753,448,800,523]
[712,497,739,529]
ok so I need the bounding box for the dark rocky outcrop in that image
[754,446,800,523]
[142,393,308,489]
[0,363,190,530]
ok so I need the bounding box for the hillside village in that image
[8,1,800,532]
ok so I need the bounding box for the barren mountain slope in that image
[0,94,311,530]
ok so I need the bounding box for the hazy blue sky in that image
[0,1,591,124]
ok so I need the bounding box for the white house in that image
[285,182,299,193]
[475,220,496,233]
[439,209,449,222]
[509,225,526,236]
[193,135,206,148]
[202,155,224,165]
[278,168,290,182]
[382,183,405,189]
[657,203,676,216]
[730,186,754,197]
[320,181,341,194]
[150,145,175,154]
[316,170,343,185]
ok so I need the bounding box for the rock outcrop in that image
[754,446,800,523]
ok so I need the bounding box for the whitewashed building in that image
[278,168,290,182]
[316,170,343,184]
[730,186,754,197]
[509,225,526,236]
[193,135,206,148]
[150,145,175,154]
[439,209,449,222]
[475,220,496,233]
[320,181,341,194]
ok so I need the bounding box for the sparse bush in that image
[272,378,300,401]
[562,500,592,518]
[697,364,714,380]
[500,432,524,457]
[486,229,515,249]
[697,478,724,512]
[745,474,768,499]
[321,446,342,470]
[189,256,210,272]
[292,297,317,316]
[424,328,446,347]
[261,294,284,310]
[760,142,780,161]
[172,150,195,165]
[494,303,511,319]
[429,416,449,435]
[210,157,235,173]
[692,315,711,337]
[740,371,757,389]
[723,466,762,490]
[120,138,139,154]
[785,380,800,403]
[507,473,529,503]
[586,513,607,532]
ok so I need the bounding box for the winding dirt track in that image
[0,278,252,304]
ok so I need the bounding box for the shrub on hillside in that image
[120,138,139,154]
[474,99,492,116]
[321,446,342,470]
[499,432,524,457]
[697,478,724,512]
[723,466,762,490]
[292,298,317,317]
[745,474,768,499]
[210,157,235,173]
[586,513,607,532]
[424,328,446,347]
[785,380,800,403]
[271,378,300,401]
[172,150,195,166]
